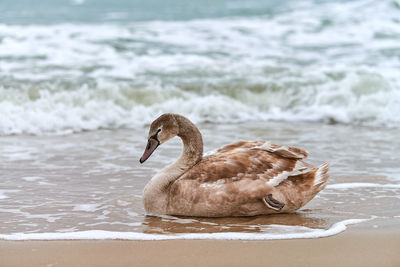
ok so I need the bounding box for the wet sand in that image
[1,226,400,267]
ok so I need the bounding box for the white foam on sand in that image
[72,204,102,212]
[0,218,370,241]
[327,183,400,190]
[22,176,43,182]
[0,190,20,200]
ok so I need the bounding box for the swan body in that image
[140,114,329,217]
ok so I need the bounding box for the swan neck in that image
[143,115,203,214]
[177,116,203,167]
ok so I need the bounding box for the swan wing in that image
[194,141,309,185]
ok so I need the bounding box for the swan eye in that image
[157,128,161,134]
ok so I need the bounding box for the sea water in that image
[1,0,400,135]
[0,122,399,240]
[0,0,399,240]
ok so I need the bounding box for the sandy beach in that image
[1,226,400,267]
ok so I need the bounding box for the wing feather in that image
[181,141,308,185]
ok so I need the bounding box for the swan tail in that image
[275,162,330,211]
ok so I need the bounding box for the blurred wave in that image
[0,0,399,134]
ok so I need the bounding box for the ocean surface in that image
[0,0,399,240]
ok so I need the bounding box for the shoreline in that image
[0,218,372,241]
[1,228,399,267]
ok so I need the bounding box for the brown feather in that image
[142,114,329,217]
[166,141,328,217]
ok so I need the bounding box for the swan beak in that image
[140,138,160,164]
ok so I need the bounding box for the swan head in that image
[140,114,179,163]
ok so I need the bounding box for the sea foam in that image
[327,183,400,190]
[0,218,370,241]
[1,0,400,135]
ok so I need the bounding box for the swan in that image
[140,113,329,217]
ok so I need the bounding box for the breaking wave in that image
[1,0,399,135]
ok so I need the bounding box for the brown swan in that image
[140,113,329,217]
